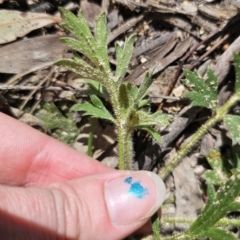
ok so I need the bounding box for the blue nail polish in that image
[124,177,149,199]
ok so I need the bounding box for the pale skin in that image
[0,113,154,240]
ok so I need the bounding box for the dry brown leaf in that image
[0,10,62,44]
[0,35,69,74]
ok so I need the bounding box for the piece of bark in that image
[154,13,200,38]
[214,35,240,105]
[198,3,238,20]
[125,35,177,84]
[0,35,69,74]
[133,31,175,58]
[215,34,240,85]
[108,15,144,44]
[130,37,193,85]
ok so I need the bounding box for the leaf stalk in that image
[160,93,240,180]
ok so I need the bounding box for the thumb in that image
[54,170,166,239]
[0,171,166,240]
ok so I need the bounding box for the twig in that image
[0,85,87,91]
[108,15,144,44]
[17,67,55,117]
[190,34,230,70]
[101,0,109,14]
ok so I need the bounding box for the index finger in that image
[0,113,113,187]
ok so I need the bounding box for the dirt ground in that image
[1,0,240,239]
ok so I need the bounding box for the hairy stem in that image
[159,93,240,180]
[106,79,133,170]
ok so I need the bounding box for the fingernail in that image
[104,171,166,225]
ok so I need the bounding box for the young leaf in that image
[223,114,240,145]
[138,98,150,109]
[118,84,130,113]
[59,8,96,55]
[183,69,218,110]
[151,213,161,240]
[137,126,161,143]
[71,101,115,123]
[90,95,106,109]
[84,79,109,100]
[95,13,110,72]
[115,34,136,83]
[233,52,240,92]
[136,69,154,102]
[124,83,139,107]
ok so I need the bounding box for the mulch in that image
[1,0,240,238]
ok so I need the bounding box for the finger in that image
[0,171,166,240]
[0,113,113,186]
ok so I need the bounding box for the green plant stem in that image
[116,121,132,170]
[117,121,127,170]
[159,93,240,180]
[106,80,132,170]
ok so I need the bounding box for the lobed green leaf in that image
[95,13,110,72]
[84,79,109,100]
[60,37,99,67]
[223,114,240,145]
[59,8,96,55]
[138,98,150,109]
[136,69,154,102]
[131,110,170,128]
[185,172,240,238]
[233,53,240,92]
[56,59,105,83]
[183,69,218,110]
[203,149,231,186]
[138,126,161,143]
[115,34,136,84]
[71,101,115,123]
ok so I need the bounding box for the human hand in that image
[0,113,166,240]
